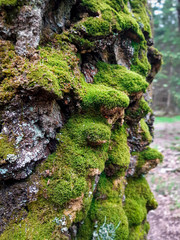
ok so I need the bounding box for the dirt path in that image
[147,122,180,240]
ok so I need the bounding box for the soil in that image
[147,122,180,240]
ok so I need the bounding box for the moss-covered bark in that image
[0,0,163,239]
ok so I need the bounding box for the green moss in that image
[69,34,95,51]
[94,62,149,94]
[81,0,125,13]
[84,123,111,145]
[140,119,152,143]
[75,172,125,224]
[38,114,112,208]
[91,202,129,240]
[108,124,130,168]
[79,0,144,39]
[77,172,129,239]
[126,97,151,120]
[131,41,151,76]
[50,176,87,206]
[0,134,17,168]
[124,176,158,231]
[77,200,129,240]
[139,147,163,162]
[144,221,150,233]
[0,41,84,102]
[64,113,111,147]
[95,172,124,201]
[73,0,152,78]
[124,176,157,240]
[0,200,66,240]
[80,17,111,37]
[124,198,146,226]
[128,222,150,240]
[82,84,130,110]
[134,147,163,169]
[131,147,163,177]
[27,46,83,98]
[75,193,94,223]
[0,134,16,165]
[0,41,132,114]
[129,0,152,37]
[0,0,17,6]
[76,216,94,239]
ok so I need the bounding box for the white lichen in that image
[92,217,121,240]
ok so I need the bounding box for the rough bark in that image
[0,0,162,239]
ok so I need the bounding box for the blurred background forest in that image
[149,0,180,115]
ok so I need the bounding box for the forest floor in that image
[147,117,180,240]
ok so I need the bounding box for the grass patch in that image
[155,116,180,123]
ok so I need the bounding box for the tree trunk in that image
[177,0,180,32]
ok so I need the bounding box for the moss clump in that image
[94,62,148,95]
[124,198,146,226]
[128,222,150,240]
[79,0,144,39]
[129,0,152,37]
[77,203,129,240]
[138,148,163,162]
[81,0,126,13]
[82,84,130,110]
[0,199,68,240]
[0,0,17,6]
[95,172,125,201]
[131,147,163,175]
[84,124,111,145]
[64,113,111,148]
[0,134,16,165]
[124,176,158,231]
[0,41,84,102]
[91,202,129,240]
[27,46,84,98]
[133,147,163,170]
[108,124,130,169]
[50,175,87,206]
[69,34,95,51]
[39,114,111,208]
[80,17,111,37]
[0,214,58,240]
[131,41,151,77]
[77,172,129,239]
[126,97,151,120]
[140,119,152,143]
[0,134,15,158]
